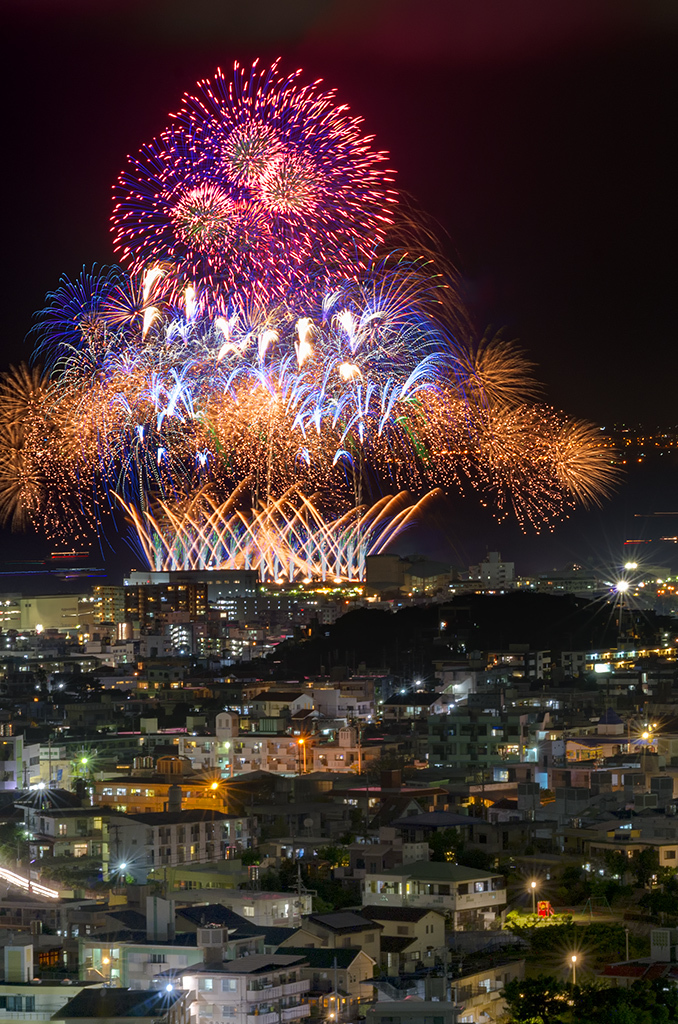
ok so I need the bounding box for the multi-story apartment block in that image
[232,733,312,775]
[21,806,109,869]
[177,712,237,774]
[92,755,232,814]
[157,955,311,1024]
[111,809,253,883]
[428,707,528,777]
[79,935,204,990]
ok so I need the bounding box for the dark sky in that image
[1,0,677,576]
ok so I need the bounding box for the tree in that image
[630,847,659,889]
[640,870,678,921]
[603,850,629,881]
[428,828,461,863]
[0,821,24,864]
[502,975,568,1024]
[317,845,350,868]
[503,977,678,1024]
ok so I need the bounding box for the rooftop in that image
[207,954,307,975]
[376,860,502,882]
[307,912,381,934]
[360,906,443,923]
[53,987,185,1020]
[391,811,473,829]
[120,810,235,826]
[281,947,369,969]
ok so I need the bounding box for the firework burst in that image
[111,59,396,312]
[3,59,617,575]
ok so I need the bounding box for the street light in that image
[298,738,307,774]
[530,880,537,916]
[570,954,577,986]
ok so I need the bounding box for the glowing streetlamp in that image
[570,953,578,986]
[298,738,307,774]
[530,880,537,916]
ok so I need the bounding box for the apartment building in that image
[22,806,109,867]
[111,809,254,883]
[428,708,528,774]
[157,955,311,1024]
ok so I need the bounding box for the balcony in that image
[247,1014,279,1024]
[454,983,504,1006]
[281,1005,311,1021]
[246,985,283,1002]
[0,1015,48,1021]
[282,980,310,996]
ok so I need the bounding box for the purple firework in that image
[111,59,397,313]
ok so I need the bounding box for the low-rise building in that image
[282,946,375,1020]
[362,860,506,930]
[57,987,191,1024]
[279,912,382,958]
[0,733,41,791]
[155,955,311,1024]
[21,807,109,868]
[113,809,253,883]
[311,727,382,773]
[360,906,446,973]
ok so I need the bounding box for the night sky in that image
[1,0,677,578]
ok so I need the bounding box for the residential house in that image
[311,727,382,774]
[282,946,375,1020]
[178,891,313,930]
[279,912,382,959]
[382,692,451,722]
[250,691,314,719]
[360,906,446,973]
[362,860,506,930]
[0,981,97,1024]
